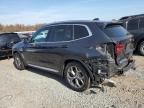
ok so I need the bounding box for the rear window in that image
[8,34,21,42]
[104,25,129,38]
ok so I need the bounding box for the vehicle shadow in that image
[133,51,142,56]
[26,67,68,88]
[26,67,105,93]
[0,56,12,60]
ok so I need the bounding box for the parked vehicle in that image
[0,33,21,58]
[119,14,144,55]
[12,20,135,92]
[16,31,35,41]
[18,34,31,41]
[15,31,35,37]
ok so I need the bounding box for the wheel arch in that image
[135,36,144,50]
[62,59,94,81]
[136,37,144,50]
[13,51,27,66]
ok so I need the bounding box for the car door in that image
[22,27,50,66]
[36,25,74,72]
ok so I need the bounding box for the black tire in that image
[13,53,25,70]
[64,62,90,92]
[138,41,144,56]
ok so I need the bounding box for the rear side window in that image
[50,25,73,42]
[127,18,139,30]
[74,25,89,39]
[139,17,144,29]
[104,25,129,38]
[8,34,21,42]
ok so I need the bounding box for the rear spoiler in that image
[96,21,123,29]
[105,22,123,28]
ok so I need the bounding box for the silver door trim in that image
[28,64,59,73]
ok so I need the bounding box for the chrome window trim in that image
[138,18,140,29]
[126,21,128,29]
[30,24,93,44]
[28,64,59,73]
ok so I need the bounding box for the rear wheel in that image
[64,62,90,92]
[138,41,144,56]
[13,53,25,70]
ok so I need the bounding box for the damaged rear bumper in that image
[108,59,135,78]
[84,58,135,81]
[117,59,135,73]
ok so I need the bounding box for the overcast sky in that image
[0,0,143,25]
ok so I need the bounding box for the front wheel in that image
[13,53,25,70]
[64,62,91,92]
[138,41,144,56]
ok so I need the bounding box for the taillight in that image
[115,43,125,55]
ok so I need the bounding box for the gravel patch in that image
[0,56,143,108]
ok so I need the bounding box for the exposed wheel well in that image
[13,51,18,55]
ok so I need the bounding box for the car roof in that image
[42,20,120,28]
[120,14,144,21]
[0,32,17,35]
[0,32,18,36]
[45,20,96,25]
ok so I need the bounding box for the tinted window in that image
[8,34,20,43]
[0,35,8,46]
[74,25,89,39]
[127,19,139,30]
[139,17,144,29]
[0,34,20,47]
[31,28,49,43]
[50,25,73,42]
[105,25,129,38]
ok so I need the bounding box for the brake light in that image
[115,43,125,55]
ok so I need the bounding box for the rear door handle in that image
[60,45,68,48]
[47,46,58,49]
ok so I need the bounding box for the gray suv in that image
[12,20,135,92]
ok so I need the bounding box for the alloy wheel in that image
[66,66,85,89]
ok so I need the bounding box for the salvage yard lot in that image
[0,56,144,108]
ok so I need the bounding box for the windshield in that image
[104,25,129,38]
